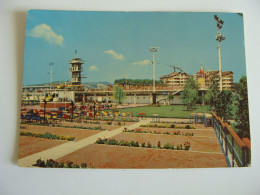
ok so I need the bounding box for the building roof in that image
[69,58,84,64]
[196,70,233,76]
[160,72,189,79]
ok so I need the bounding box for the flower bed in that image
[33,158,95,168]
[140,124,195,129]
[95,138,190,151]
[123,128,194,136]
[20,131,75,141]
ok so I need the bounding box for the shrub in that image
[163,143,171,149]
[81,163,87,168]
[147,142,152,148]
[170,124,175,128]
[184,132,194,136]
[141,142,146,147]
[185,125,191,129]
[20,131,75,141]
[65,161,73,168]
[107,139,118,145]
[33,159,91,168]
[135,141,139,147]
[176,144,182,150]
[184,142,191,150]
[130,141,135,146]
[72,164,80,168]
[34,159,45,167]
[58,162,64,168]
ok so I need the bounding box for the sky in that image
[22,10,247,85]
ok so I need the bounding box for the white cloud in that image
[133,60,152,66]
[104,50,124,60]
[29,24,64,46]
[89,65,98,71]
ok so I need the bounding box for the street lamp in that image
[43,98,47,122]
[150,47,159,104]
[214,15,225,91]
[71,100,74,122]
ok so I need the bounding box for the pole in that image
[49,62,54,94]
[150,47,158,105]
[153,52,155,93]
[218,41,223,91]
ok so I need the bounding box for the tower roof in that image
[69,58,84,64]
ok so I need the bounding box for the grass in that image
[106,105,211,118]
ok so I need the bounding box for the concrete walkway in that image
[18,119,150,167]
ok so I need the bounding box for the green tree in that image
[214,90,233,121]
[181,77,199,110]
[113,85,125,104]
[204,79,220,109]
[236,76,250,138]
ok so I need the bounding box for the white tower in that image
[69,57,84,85]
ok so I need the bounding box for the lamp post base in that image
[152,93,156,105]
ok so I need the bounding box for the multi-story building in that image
[160,72,189,87]
[196,70,234,90]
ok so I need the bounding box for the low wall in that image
[40,102,72,109]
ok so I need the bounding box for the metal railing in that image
[211,111,251,167]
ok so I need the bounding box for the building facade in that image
[160,72,189,87]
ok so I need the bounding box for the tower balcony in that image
[69,67,83,72]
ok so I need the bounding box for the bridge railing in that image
[211,111,251,167]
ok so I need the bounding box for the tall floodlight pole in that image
[150,47,159,104]
[49,62,54,93]
[214,15,225,91]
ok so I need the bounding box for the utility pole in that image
[149,47,159,104]
[214,15,225,91]
[49,62,54,93]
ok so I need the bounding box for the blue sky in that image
[23,10,246,85]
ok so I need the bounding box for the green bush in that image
[164,143,171,149]
[185,125,191,129]
[72,164,80,168]
[81,163,87,168]
[170,124,175,128]
[176,144,182,150]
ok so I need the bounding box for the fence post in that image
[242,147,246,167]
[224,127,228,156]
[232,136,234,167]
[246,148,249,166]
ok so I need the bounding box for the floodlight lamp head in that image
[214,15,219,21]
[149,47,159,52]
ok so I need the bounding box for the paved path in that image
[18,119,150,167]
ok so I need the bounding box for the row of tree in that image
[114,79,164,86]
[180,76,250,138]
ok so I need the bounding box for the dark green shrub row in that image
[140,124,195,129]
[83,117,139,122]
[33,159,94,168]
[123,128,194,136]
[62,125,106,131]
[95,138,191,151]
[20,131,75,141]
[150,121,190,124]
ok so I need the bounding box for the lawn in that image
[106,105,211,118]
